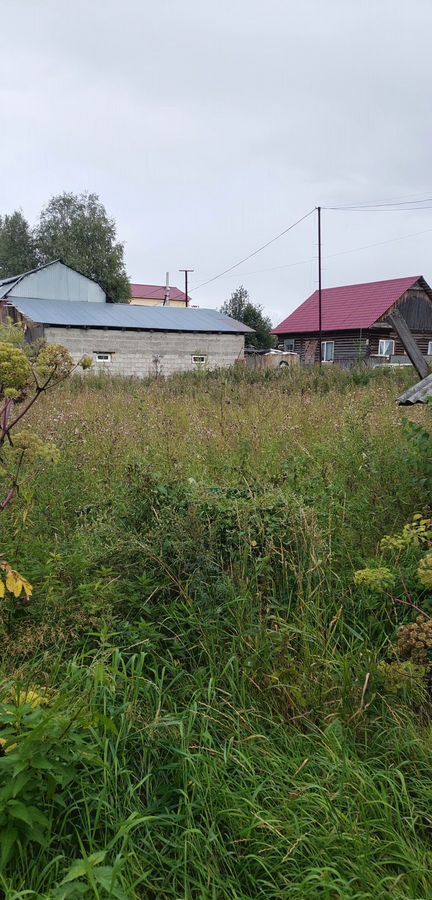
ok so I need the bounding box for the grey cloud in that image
[1,0,432,322]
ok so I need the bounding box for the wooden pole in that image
[179,268,194,307]
[318,206,322,366]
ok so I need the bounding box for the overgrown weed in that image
[1,367,432,897]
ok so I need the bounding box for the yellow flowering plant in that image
[0,325,92,629]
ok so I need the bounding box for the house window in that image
[428,341,432,356]
[94,352,112,362]
[284,338,295,352]
[192,355,207,365]
[378,339,395,357]
[321,340,334,362]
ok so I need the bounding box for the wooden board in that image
[387,309,429,380]
[304,339,318,365]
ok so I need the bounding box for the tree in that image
[35,192,130,302]
[0,211,38,280]
[220,286,275,349]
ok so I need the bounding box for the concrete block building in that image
[0,261,251,376]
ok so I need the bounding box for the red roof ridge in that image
[317,274,421,293]
[129,282,189,301]
[273,275,426,335]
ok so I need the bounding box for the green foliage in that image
[1,369,432,896]
[35,192,130,302]
[354,566,397,592]
[0,212,38,280]
[0,683,102,873]
[0,344,32,396]
[36,344,74,379]
[0,319,26,348]
[418,552,432,588]
[220,284,275,348]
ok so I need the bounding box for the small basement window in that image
[321,340,334,362]
[94,352,112,362]
[192,355,207,365]
[378,339,395,357]
[428,341,432,356]
[284,338,295,352]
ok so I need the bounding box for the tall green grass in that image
[1,366,432,898]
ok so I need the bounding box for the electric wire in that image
[190,208,315,292]
[191,226,432,282]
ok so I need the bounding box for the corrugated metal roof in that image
[0,276,20,299]
[0,261,61,299]
[7,297,253,333]
[398,373,432,404]
[273,276,422,334]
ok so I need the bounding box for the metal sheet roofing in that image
[7,298,253,333]
[130,283,189,302]
[398,373,432,405]
[0,275,20,299]
[273,276,422,334]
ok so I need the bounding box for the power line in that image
[324,194,432,210]
[325,200,432,211]
[190,208,315,292]
[190,225,432,282]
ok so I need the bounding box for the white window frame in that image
[321,340,334,362]
[428,341,432,356]
[94,352,112,363]
[192,354,207,365]
[284,338,295,352]
[378,339,395,358]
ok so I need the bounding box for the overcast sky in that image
[1,0,432,322]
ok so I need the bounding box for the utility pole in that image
[317,206,322,366]
[163,271,170,306]
[179,268,194,307]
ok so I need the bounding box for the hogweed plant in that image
[0,321,92,623]
[354,513,432,689]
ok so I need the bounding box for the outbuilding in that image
[0,261,251,376]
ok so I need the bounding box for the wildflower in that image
[0,737,17,755]
[13,686,48,708]
[353,566,396,593]
[36,344,74,378]
[380,516,432,553]
[398,613,432,665]
[418,554,432,589]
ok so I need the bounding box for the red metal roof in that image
[130,283,189,302]
[273,276,422,334]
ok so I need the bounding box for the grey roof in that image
[6,297,253,334]
[0,260,114,300]
[398,373,432,405]
[0,260,63,298]
[0,275,20,298]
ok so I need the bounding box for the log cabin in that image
[272,276,432,366]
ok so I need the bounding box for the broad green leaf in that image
[8,799,35,826]
[61,851,106,884]
[0,825,18,868]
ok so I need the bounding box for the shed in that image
[4,296,252,377]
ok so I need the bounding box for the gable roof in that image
[7,297,253,334]
[0,260,110,300]
[273,276,426,334]
[0,260,59,299]
[130,283,189,303]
